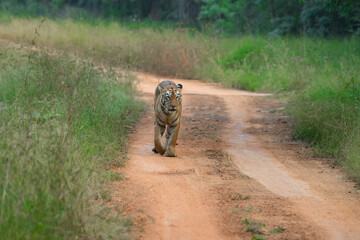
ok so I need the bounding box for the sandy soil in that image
[110,73,360,240]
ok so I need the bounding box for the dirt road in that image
[111,73,360,240]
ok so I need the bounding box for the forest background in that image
[0,0,359,36]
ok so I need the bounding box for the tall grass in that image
[0,43,143,239]
[0,18,209,78]
[289,72,360,182]
[0,17,359,182]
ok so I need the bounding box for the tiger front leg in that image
[153,122,165,155]
[165,123,180,157]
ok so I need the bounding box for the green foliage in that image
[219,41,263,69]
[344,137,360,183]
[252,235,266,240]
[290,74,360,181]
[300,1,360,36]
[0,45,143,239]
[197,0,360,35]
[1,0,360,35]
[216,38,266,91]
[0,0,200,23]
[197,0,245,33]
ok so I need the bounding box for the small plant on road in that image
[271,226,285,234]
[252,235,266,240]
[242,218,266,235]
[233,193,251,200]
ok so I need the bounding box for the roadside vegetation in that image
[0,0,359,237]
[1,17,359,182]
[0,42,143,239]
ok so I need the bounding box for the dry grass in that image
[0,18,210,78]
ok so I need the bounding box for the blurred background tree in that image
[0,0,359,36]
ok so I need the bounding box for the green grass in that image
[242,218,266,235]
[252,235,266,240]
[0,44,143,239]
[0,17,359,182]
[289,75,360,181]
[271,226,285,234]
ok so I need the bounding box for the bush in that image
[219,41,264,69]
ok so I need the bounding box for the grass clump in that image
[219,40,264,69]
[0,44,143,239]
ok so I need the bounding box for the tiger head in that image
[161,84,183,114]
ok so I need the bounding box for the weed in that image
[252,235,266,240]
[232,207,241,214]
[232,206,253,214]
[271,226,285,234]
[233,193,252,200]
[242,206,253,213]
[242,218,266,235]
[99,190,112,201]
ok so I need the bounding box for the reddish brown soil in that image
[110,73,360,240]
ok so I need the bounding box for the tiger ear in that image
[158,85,166,93]
[177,84,183,91]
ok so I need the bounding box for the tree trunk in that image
[269,0,275,19]
[150,0,161,21]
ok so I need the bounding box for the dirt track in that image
[111,73,360,240]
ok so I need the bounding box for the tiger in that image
[152,80,183,157]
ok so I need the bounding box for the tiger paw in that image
[154,146,165,155]
[165,151,177,157]
[152,147,158,154]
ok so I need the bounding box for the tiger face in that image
[160,84,182,114]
